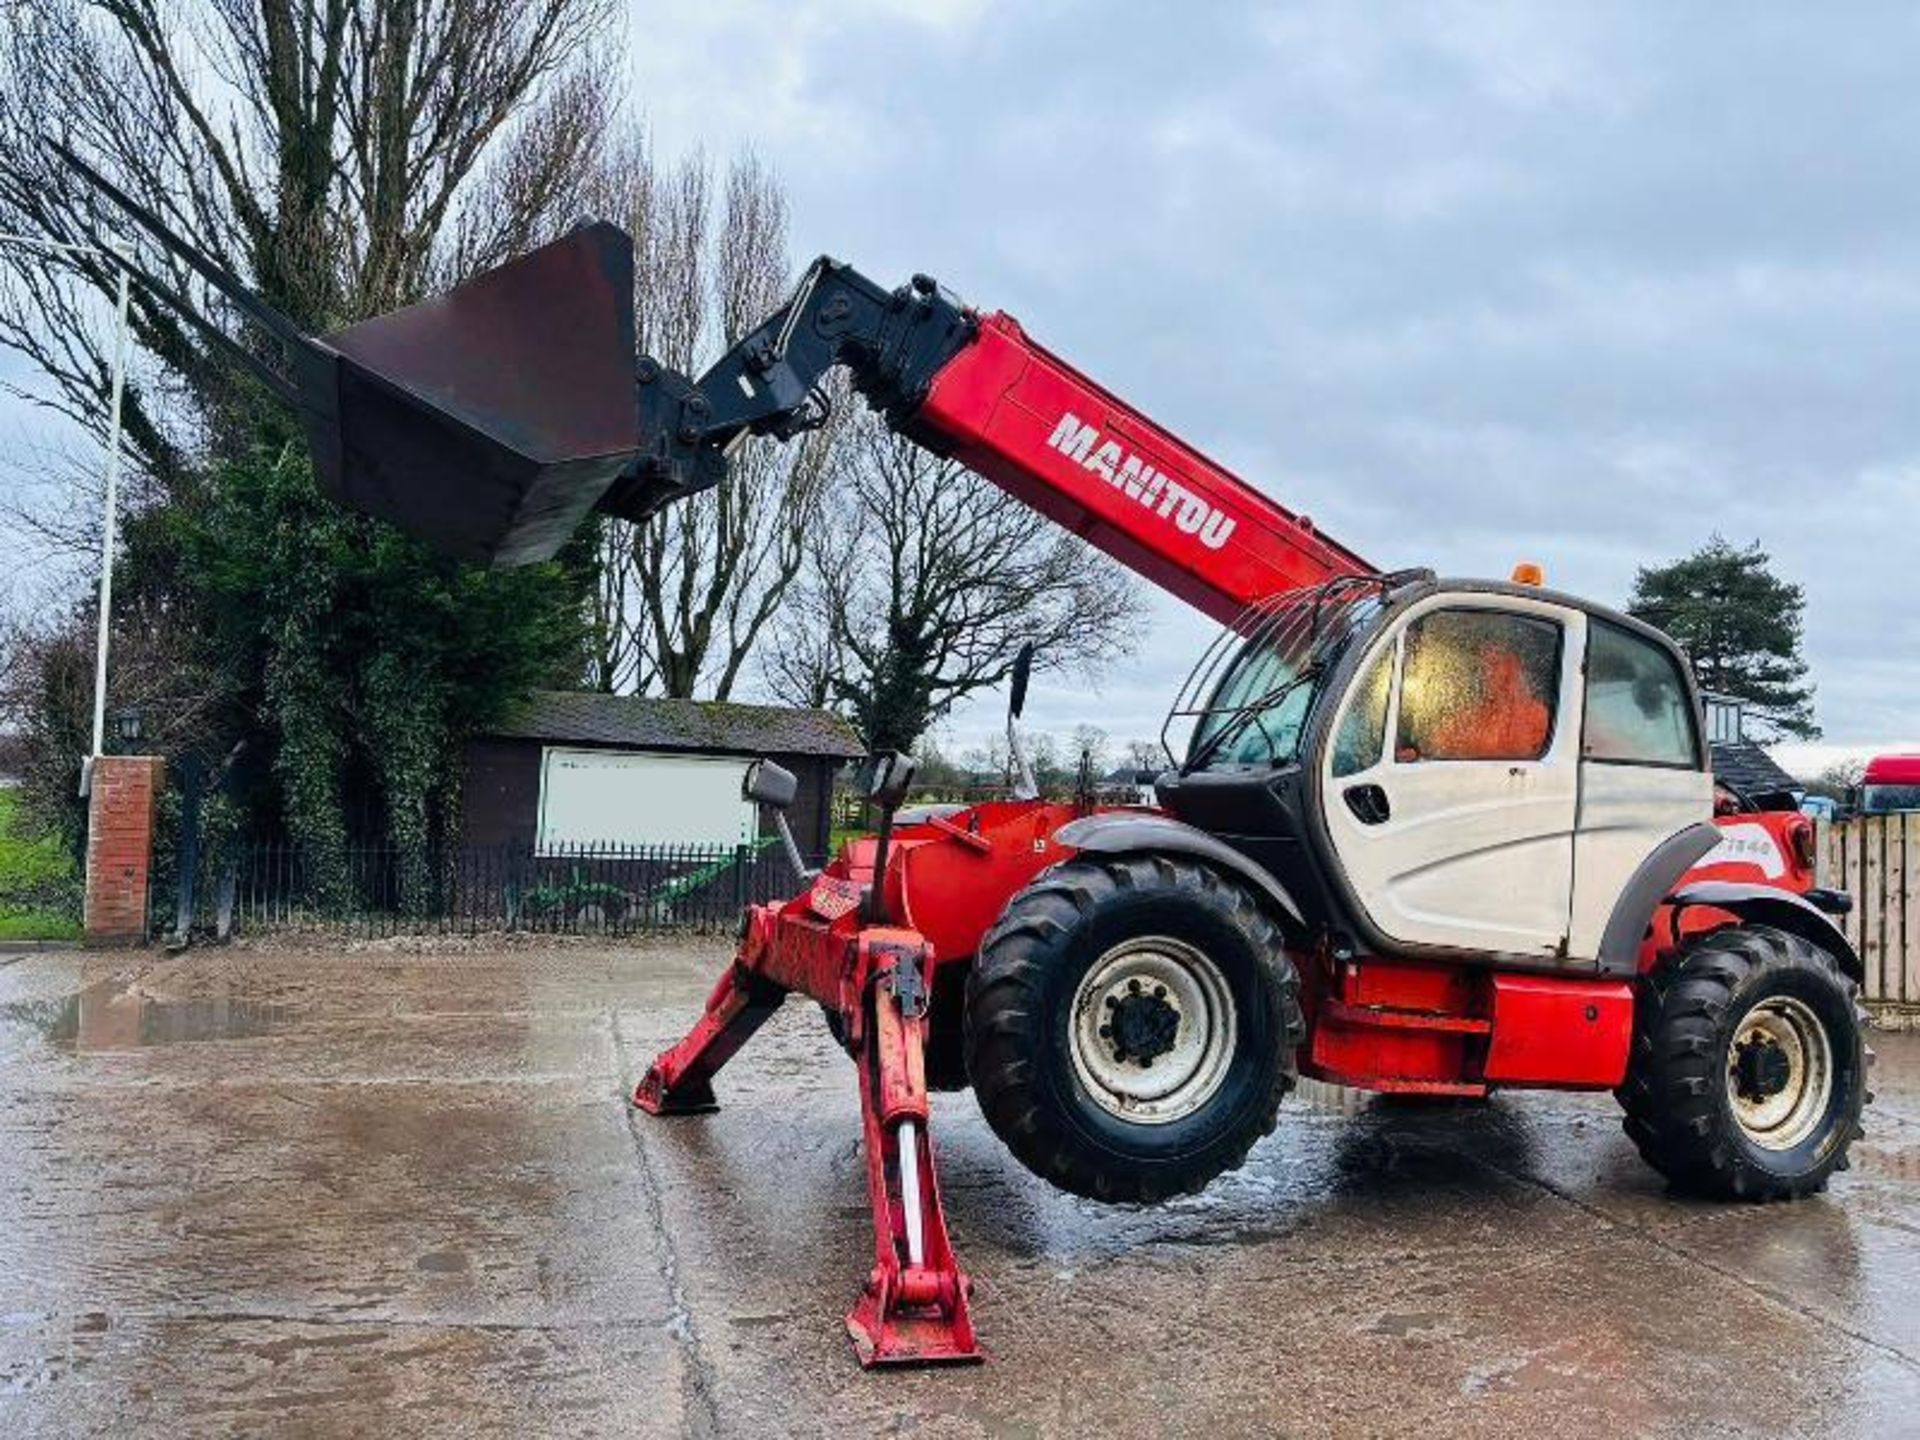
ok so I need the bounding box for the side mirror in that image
[1009,642,1035,720]
[743,758,798,810]
[860,751,918,811]
[744,759,813,882]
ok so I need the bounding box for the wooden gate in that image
[1818,814,1919,1027]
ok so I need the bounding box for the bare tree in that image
[0,0,616,518]
[0,536,228,844]
[959,735,1008,781]
[1809,758,1866,799]
[768,417,1147,753]
[0,0,617,850]
[1070,723,1111,777]
[584,141,842,698]
[759,559,850,710]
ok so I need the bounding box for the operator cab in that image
[1157,571,1711,968]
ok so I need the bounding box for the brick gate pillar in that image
[84,755,166,946]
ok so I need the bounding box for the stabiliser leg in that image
[633,910,980,1366]
[845,932,981,1367]
[632,961,786,1115]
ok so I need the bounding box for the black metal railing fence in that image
[155,837,812,941]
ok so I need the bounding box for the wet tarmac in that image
[4,938,1919,1438]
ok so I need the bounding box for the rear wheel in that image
[965,854,1303,1203]
[1618,924,1869,1200]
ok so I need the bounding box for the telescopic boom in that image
[626,256,1376,623]
[60,158,1371,617]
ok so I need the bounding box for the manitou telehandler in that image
[71,155,1867,1369]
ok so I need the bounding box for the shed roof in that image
[1709,739,1801,799]
[487,690,865,759]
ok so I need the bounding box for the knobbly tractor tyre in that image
[1618,923,1869,1200]
[964,854,1304,1203]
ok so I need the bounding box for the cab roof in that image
[1865,755,1920,785]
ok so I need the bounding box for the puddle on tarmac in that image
[0,977,291,1052]
[1850,1141,1920,1182]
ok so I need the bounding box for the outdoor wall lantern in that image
[112,705,144,747]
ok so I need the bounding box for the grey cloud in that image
[620,2,1914,749]
[6,3,1911,755]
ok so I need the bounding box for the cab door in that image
[1322,598,1585,960]
[1564,617,1713,958]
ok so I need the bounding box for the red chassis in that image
[634,796,1816,1366]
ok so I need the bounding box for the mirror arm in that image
[866,805,897,924]
[772,810,817,882]
[1005,641,1039,801]
[1006,706,1039,802]
[742,758,815,881]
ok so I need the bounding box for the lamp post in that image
[0,233,133,789]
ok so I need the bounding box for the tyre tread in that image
[1617,923,1869,1201]
[966,854,1303,1204]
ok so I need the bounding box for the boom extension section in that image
[633,260,1377,621]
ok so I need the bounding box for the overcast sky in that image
[4,3,1915,774]
[622,0,1920,770]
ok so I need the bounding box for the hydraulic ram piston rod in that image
[899,1120,925,1267]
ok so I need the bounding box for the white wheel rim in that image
[1068,936,1237,1126]
[1727,994,1833,1152]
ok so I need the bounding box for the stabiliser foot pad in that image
[631,1071,718,1116]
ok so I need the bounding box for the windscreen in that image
[1169,575,1398,772]
[1864,784,1920,815]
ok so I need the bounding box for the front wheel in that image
[964,855,1304,1203]
[1618,924,1869,1200]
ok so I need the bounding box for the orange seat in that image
[1424,649,1549,761]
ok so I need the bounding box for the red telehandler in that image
[69,165,1867,1369]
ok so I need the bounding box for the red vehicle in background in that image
[1861,755,1920,815]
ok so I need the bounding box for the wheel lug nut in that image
[1154,985,1167,999]
[1128,979,1142,994]
[1098,1024,1111,1038]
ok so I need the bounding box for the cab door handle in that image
[1344,784,1391,826]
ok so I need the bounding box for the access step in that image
[1321,998,1492,1035]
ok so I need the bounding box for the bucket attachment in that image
[58,146,673,568]
[310,227,640,566]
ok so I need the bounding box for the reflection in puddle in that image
[0,977,291,1052]
[1297,1077,1370,1116]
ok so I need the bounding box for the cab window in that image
[1395,609,1561,763]
[1864,784,1920,815]
[1188,641,1315,768]
[1583,620,1697,767]
[1331,642,1393,777]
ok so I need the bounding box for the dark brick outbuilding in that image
[461,690,864,860]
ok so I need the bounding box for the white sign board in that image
[535,748,754,853]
